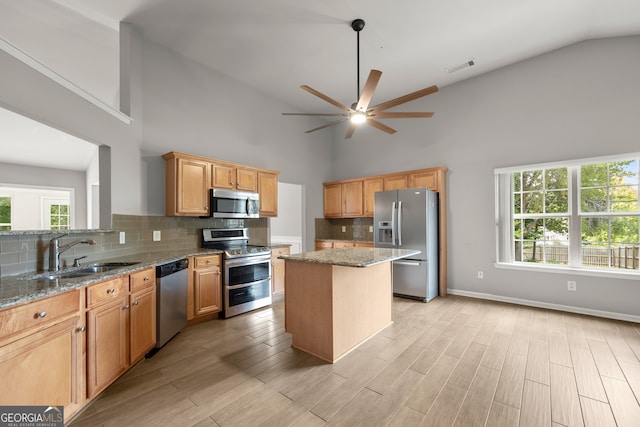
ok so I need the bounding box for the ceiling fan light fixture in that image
[350,111,366,124]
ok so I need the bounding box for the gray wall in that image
[331,36,640,320]
[1,27,638,319]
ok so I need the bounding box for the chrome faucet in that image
[49,234,97,272]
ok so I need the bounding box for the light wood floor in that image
[69,295,640,427]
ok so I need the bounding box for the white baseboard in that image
[447,289,640,323]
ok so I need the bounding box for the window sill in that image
[494,262,640,281]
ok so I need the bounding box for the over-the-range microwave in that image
[209,188,260,218]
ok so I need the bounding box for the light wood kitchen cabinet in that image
[129,268,156,365]
[258,171,278,217]
[163,152,211,216]
[333,241,356,248]
[164,151,279,217]
[212,164,258,192]
[323,183,342,217]
[355,242,374,247]
[271,246,290,297]
[188,255,222,319]
[364,178,383,216]
[86,277,129,398]
[342,180,364,217]
[0,289,84,423]
[315,240,334,250]
[86,269,157,398]
[212,163,236,189]
[323,180,364,218]
[383,174,408,190]
[409,170,438,190]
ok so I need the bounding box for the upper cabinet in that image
[258,171,278,217]
[163,152,279,217]
[164,153,211,216]
[212,164,258,192]
[324,167,446,218]
[323,180,364,218]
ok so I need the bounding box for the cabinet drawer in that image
[0,290,80,340]
[194,255,220,268]
[130,267,156,293]
[271,247,290,258]
[86,277,128,309]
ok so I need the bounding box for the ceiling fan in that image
[283,19,438,139]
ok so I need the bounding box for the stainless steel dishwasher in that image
[153,258,189,352]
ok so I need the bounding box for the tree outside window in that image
[0,196,11,230]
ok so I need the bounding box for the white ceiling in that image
[2,0,640,170]
[51,0,640,113]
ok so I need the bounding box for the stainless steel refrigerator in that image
[374,188,438,302]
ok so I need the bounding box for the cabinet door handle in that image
[107,288,116,294]
[37,311,47,318]
[132,300,139,306]
[143,276,150,281]
[123,305,130,310]
[77,326,86,333]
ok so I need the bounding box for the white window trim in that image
[495,153,640,278]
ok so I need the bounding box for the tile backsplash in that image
[315,217,374,241]
[0,215,269,277]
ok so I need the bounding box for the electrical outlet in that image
[477,271,484,279]
[369,225,373,233]
[567,280,577,291]
[153,230,161,241]
[341,226,346,232]
[119,231,125,244]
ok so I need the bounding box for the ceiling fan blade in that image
[355,70,382,111]
[282,113,347,117]
[301,85,352,112]
[366,118,397,134]
[345,122,358,139]
[304,118,350,134]
[370,112,434,118]
[369,85,439,112]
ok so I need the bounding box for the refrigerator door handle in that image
[394,260,422,266]
[391,202,397,245]
[398,201,403,246]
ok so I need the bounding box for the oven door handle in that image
[226,278,271,290]
[224,255,272,268]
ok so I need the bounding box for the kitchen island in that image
[280,247,419,363]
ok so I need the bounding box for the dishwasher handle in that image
[156,258,189,278]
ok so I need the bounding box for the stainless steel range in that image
[201,228,272,318]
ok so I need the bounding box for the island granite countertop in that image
[280,247,420,268]
[0,248,223,310]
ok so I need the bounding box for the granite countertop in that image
[0,248,223,310]
[280,247,420,268]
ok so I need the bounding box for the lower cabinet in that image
[0,289,84,423]
[86,268,156,398]
[271,246,290,296]
[188,255,222,319]
[315,240,373,249]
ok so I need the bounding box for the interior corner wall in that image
[331,36,640,319]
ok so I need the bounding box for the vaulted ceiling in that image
[1,0,640,169]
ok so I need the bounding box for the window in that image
[496,154,640,272]
[0,196,12,230]
[43,198,71,230]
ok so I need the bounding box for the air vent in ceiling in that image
[447,59,475,74]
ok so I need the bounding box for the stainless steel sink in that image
[30,261,140,280]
